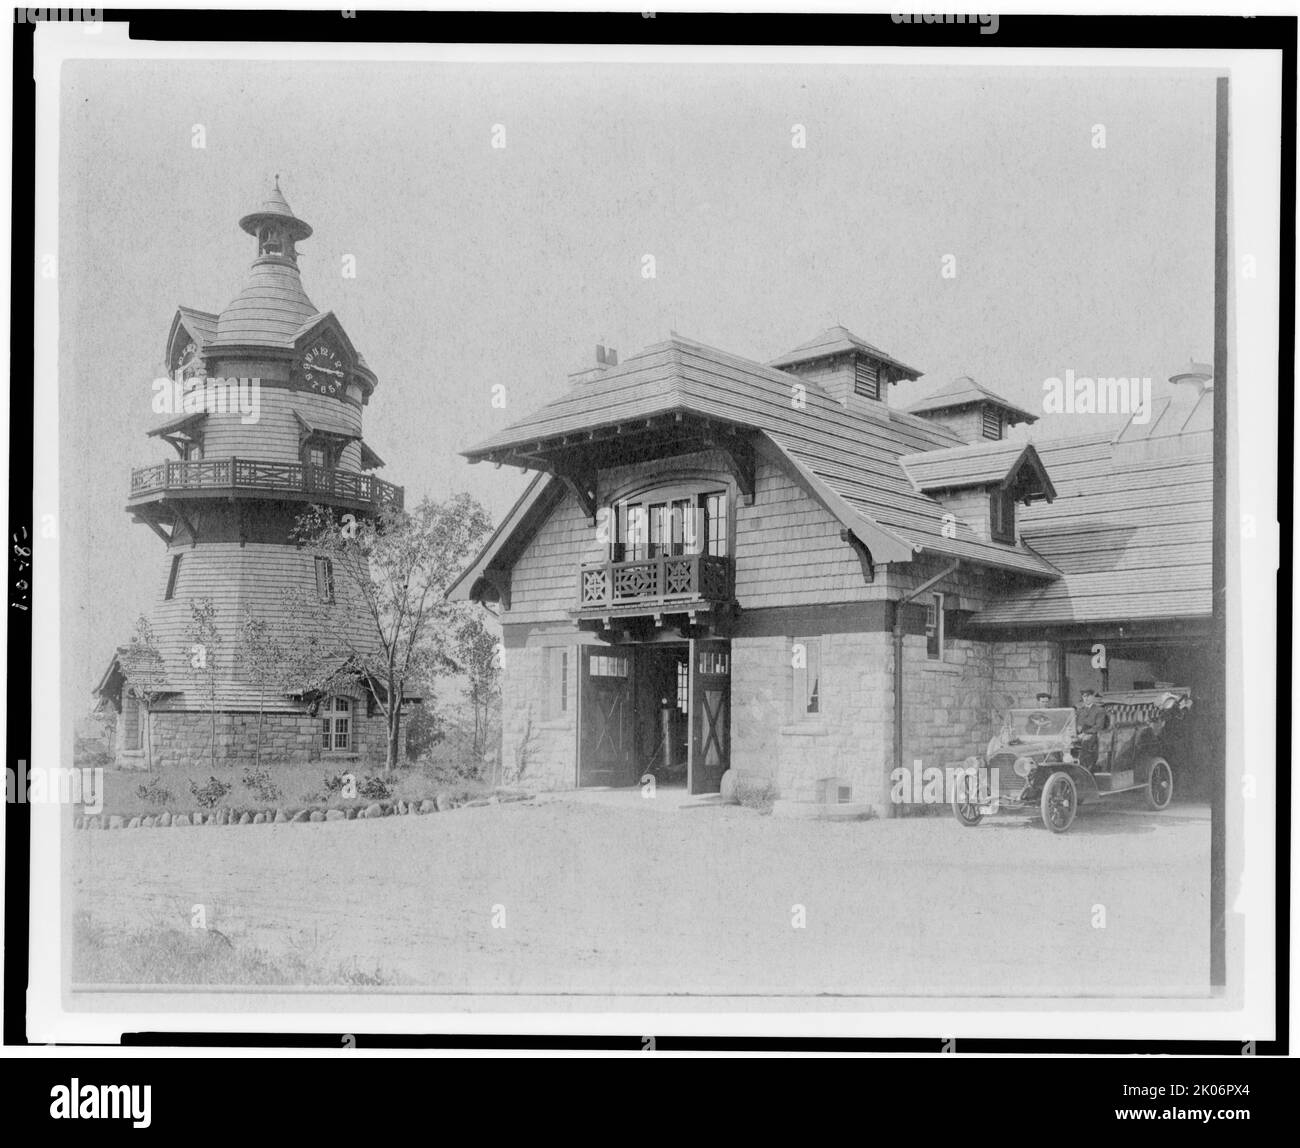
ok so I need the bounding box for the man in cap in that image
[1075,687,1110,771]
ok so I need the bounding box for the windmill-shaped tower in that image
[95,182,404,769]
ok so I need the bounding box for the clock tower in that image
[96,181,405,771]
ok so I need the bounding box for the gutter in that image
[890,559,961,818]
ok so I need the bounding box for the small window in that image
[854,358,880,400]
[308,445,327,468]
[793,638,821,717]
[703,492,728,557]
[321,695,351,751]
[164,554,182,600]
[698,649,730,675]
[315,556,335,603]
[926,593,945,661]
[588,653,629,678]
[982,408,1003,440]
[122,695,142,751]
[676,659,689,713]
[989,488,1016,544]
[545,647,569,718]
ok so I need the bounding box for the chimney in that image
[568,344,618,386]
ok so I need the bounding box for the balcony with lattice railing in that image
[577,552,733,613]
[128,458,404,513]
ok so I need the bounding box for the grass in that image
[72,911,404,986]
[92,760,501,819]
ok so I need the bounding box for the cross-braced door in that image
[688,638,731,794]
[578,646,635,787]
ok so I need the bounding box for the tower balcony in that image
[575,552,735,633]
[128,457,404,514]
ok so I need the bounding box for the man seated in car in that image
[1075,688,1110,771]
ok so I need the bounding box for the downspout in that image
[890,559,961,818]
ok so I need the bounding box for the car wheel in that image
[951,772,984,827]
[1145,757,1173,811]
[1040,771,1077,833]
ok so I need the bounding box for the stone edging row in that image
[75,792,531,830]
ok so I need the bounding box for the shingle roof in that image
[464,335,1059,578]
[768,324,922,378]
[900,440,1056,500]
[907,375,1039,424]
[176,307,218,346]
[211,259,321,347]
[969,432,1212,626]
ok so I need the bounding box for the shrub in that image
[733,775,777,813]
[135,777,173,806]
[188,776,232,809]
[241,765,282,803]
[357,773,392,801]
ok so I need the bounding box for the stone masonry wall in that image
[115,706,399,772]
[730,631,895,811]
[499,644,576,790]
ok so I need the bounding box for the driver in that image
[1075,688,1110,771]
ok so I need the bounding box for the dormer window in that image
[982,408,1003,440]
[990,487,1016,543]
[610,485,729,562]
[854,358,881,401]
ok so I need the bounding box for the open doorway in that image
[635,644,690,788]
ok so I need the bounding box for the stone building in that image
[94,183,405,771]
[448,328,1214,812]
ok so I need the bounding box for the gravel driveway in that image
[71,794,1211,998]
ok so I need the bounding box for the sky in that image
[58,58,1217,712]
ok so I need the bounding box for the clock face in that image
[174,339,203,380]
[302,343,346,395]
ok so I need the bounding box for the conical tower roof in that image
[213,179,321,347]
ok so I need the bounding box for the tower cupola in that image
[238,176,313,266]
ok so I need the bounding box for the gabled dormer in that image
[907,375,1038,443]
[769,325,923,416]
[900,440,1056,545]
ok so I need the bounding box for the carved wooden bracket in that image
[482,567,512,611]
[839,528,875,583]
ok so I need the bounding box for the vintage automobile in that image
[951,688,1193,832]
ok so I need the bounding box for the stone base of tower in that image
[112,708,405,773]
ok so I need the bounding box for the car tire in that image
[1040,771,1077,833]
[951,772,984,827]
[1145,757,1173,811]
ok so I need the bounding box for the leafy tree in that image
[236,610,289,771]
[118,615,168,771]
[454,612,502,761]
[185,597,223,772]
[285,494,493,773]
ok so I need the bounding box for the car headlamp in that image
[1013,756,1035,778]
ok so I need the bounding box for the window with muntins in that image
[321,695,351,751]
[610,486,728,561]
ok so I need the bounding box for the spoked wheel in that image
[951,771,984,827]
[1145,757,1174,811]
[1040,771,1077,833]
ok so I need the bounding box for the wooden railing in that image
[129,458,404,512]
[577,552,733,609]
